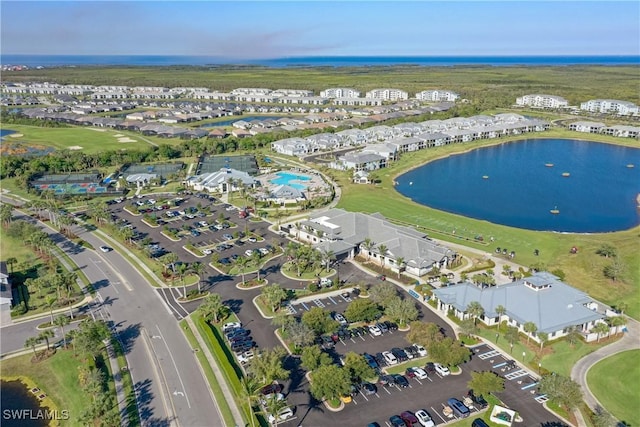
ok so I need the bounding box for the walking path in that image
[184,315,245,427]
[571,316,640,419]
[106,341,130,427]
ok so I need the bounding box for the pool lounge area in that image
[269,171,312,190]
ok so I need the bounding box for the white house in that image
[416,90,460,102]
[516,94,568,109]
[365,88,409,101]
[580,99,639,116]
[320,88,361,98]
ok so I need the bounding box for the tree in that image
[286,320,315,348]
[459,318,478,337]
[595,244,617,258]
[495,305,507,331]
[592,322,610,343]
[591,406,617,427]
[301,345,332,372]
[262,392,289,427]
[302,307,338,336]
[54,314,70,349]
[6,256,17,274]
[191,262,206,293]
[505,326,520,346]
[384,297,418,327]
[46,295,58,325]
[467,371,505,397]
[343,352,376,383]
[603,259,624,282]
[538,332,549,350]
[160,252,179,276]
[309,364,351,402]
[260,283,288,313]
[248,348,289,385]
[0,203,13,227]
[319,249,336,272]
[538,373,583,410]
[361,238,374,260]
[465,301,485,326]
[344,299,381,323]
[406,322,444,348]
[608,316,627,336]
[565,326,582,347]
[198,293,227,324]
[74,320,111,360]
[616,301,628,315]
[239,376,262,427]
[38,329,54,351]
[394,256,405,278]
[25,336,39,356]
[427,337,471,367]
[367,281,397,308]
[523,321,538,343]
[377,244,388,267]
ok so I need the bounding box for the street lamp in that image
[495,333,499,343]
[510,343,513,354]
[538,362,542,374]
[522,351,526,362]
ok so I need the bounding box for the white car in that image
[382,351,398,365]
[237,351,254,364]
[199,221,208,227]
[415,409,436,427]
[99,246,112,253]
[413,344,428,357]
[245,249,255,257]
[434,363,450,376]
[202,249,213,255]
[222,322,241,332]
[259,247,270,255]
[368,325,382,336]
[333,313,348,326]
[260,392,284,406]
[225,205,236,211]
[412,367,429,380]
[267,406,294,424]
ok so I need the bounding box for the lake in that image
[200,116,285,128]
[396,139,640,232]
[1,129,17,138]
[0,379,50,427]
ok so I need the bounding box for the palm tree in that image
[495,305,507,331]
[197,293,227,323]
[362,238,374,260]
[38,329,54,351]
[377,244,388,267]
[523,321,538,343]
[609,316,627,336]
[320,249,336,273]
[537,331,549,350]
[593,322,610,343]
[46,295,58,325]
[160,253,179,276]
[395,256,405,278]
[466,301,485,326]
[239,376,262,427]
[191,262,206,293]
[235,256,249,286]
[54,314,70,349]
[0,203,13,227]
[25,336,39,356]
[6,257,17,275]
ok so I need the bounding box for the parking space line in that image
[301,302,309,311]
[313,299,324,308]
[383,387,392,395]
[350,337,356,343]
[374,393,381,399]
[359,392,369,402]
[414,379,422,385]
[359,335,365,341]
[432,407,447,423]
[328,296,337,304]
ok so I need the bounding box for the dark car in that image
[467,390,488,408]
[400,411,419,427]
[472,419,490,427]
[425,362,436,374]
[363,353,379,370]
[374,352,386,366]
[260,383,283,396]
[391,347,408,362]
[405,346,418,357]
[391,374,409,388]
[361,382,377,395]
[378,374,394,386]
[321,335,334,347]
[405,368,417,379]
[377,322,389,333]
[389,415,407,427]
[384,320,398,331]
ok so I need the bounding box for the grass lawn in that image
[335,129,640,320]
[3,124,157,154]
[1,350,92,426]
[587,349,639,424]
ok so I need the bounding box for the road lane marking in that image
[156,324,191,408]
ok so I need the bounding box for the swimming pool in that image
[270,171,311,190]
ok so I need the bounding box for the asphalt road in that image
[3,210,222,427]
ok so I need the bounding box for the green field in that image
[587,350,639,424]
[334,129,640,320]
[1,124,157,154]
[4,65,639,104]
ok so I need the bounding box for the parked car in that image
[333,313,348,325]
[391,374,409,388]
[377,322,389,333]
[369,325,382,336]
[447,398,470,418]
[413,344,427,357]
[361,382,377,395]
[222,322,241,332]
[99,246,112,253]
[466,390,488,408]
[260,392,285,406]
[471,419,490,427]
[434,363,450,376]
[400,411,419,427]
[378,374,394,387]
[382,351,398,365]
[260,383,283,396]
[425,362,436,374]
[410,367,429,380]
[223,233,233,240]
[383,320,398,331]
[391,347,408,362]
[267,407,294,424]
[389,415,407,427]
[237,351,254,364]
[415,409,436,427]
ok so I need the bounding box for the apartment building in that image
[415,90,460,102]
[516,94,568,109]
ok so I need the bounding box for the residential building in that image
[568,121,606,133]
[516,94,568,109]
[416,90,460,102]
[0,262,12,325]
[365,88,409,101]
[432,272,606,342]
[186,168,257,193]
[580,99,639,115]
[320,88,361,98]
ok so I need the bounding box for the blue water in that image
[2,55,638,68]
[0,129,17,138]
[396,139,640,233]
[270,172,311,190]
[200,116,285,128]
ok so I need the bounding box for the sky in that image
[1,1,639,58]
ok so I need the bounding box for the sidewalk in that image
[184,315,245,427]
[106,341,129,427]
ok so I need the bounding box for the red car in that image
[400,411,419,427]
